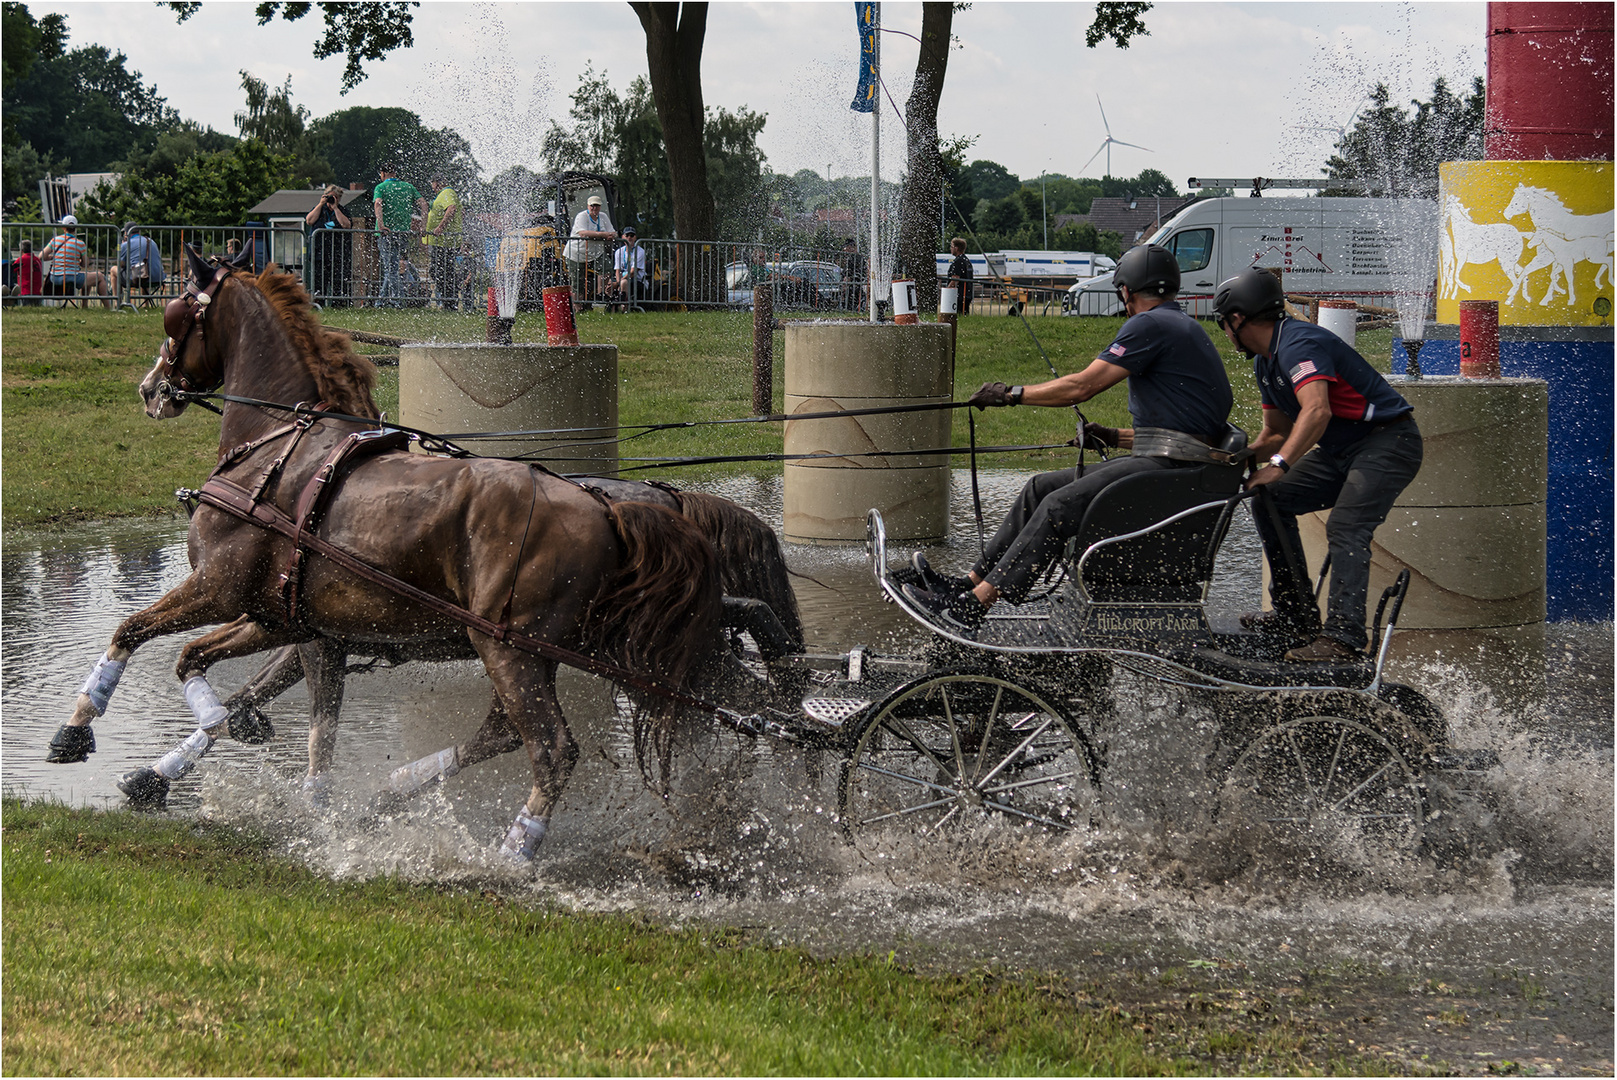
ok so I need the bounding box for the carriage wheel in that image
[1217,713,1424,854]
[837,671,1101,844]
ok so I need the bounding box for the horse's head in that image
[140,243,255,418]
[1503,185,1561,225]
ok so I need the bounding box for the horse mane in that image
[243,265,381,420]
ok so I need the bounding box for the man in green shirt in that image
[424,174,463,310]
[372,163,428,308]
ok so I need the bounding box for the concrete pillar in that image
[782,322,953,543]
[1295,377,1549,629]
[399,343,618,473]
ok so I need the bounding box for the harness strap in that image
[194,474,721,713]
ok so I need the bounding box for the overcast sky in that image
[36,1,1486,192]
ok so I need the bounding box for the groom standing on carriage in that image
[904,243,1235,633]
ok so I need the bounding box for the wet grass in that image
[1,302,1395,527]
[0,797,1423,1076]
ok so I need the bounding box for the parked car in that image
[1064,197,1437,317]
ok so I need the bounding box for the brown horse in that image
[191,480,804,808]
[48,246,727,859]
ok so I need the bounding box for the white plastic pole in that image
[869,3,880,323]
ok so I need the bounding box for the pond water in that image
[5,470,1611,1068]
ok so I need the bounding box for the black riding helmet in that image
[1112,243,1180,298]
[1212,268,1286,323]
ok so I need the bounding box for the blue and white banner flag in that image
[851,2,878,113]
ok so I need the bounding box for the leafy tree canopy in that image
[1323,78,1484,197]
[1086,2,1152,48]
[541,65,770,240]
[75,138,292,227]
[308,105,475,192]
[2,3,175,190]
[166,1,417,92]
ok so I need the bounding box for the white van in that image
[1063,197,1437,317]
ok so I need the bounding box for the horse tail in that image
[676,491,805,649]
[584,500,724,782]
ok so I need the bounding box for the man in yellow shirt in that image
[424,174,462,309]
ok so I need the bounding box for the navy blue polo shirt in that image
[1098,300,1233,439]
[1254,318,1413,453]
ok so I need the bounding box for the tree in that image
[629,2,716,243]
[2,5,175,183]
[166,2,417,93]
[236,71,332,188]
[542,65,769,240]
[959,159,1019,201]
[307,106,474,191]
[895,1,954,309]
[1086,2,1151,48]
[1323,78,1483,197]
[75,138,292,226]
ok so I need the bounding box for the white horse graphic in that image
[1502,185,1615,307]
[1443,194,1528,301]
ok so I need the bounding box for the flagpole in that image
[869,1,879,323]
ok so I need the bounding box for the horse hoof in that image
[117,767,170,808]
[45,724,96,763]
[301,773,331,810]
[228,703,275,745]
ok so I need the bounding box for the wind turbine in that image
[1080,95,1152,178]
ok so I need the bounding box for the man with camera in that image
[305,185,353,306]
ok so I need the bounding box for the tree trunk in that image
[630,2,716,243]
[896,2,953,313]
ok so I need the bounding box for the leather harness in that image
[183,427,714,712]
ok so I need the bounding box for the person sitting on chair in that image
[112,223,166,307]
[40,216,113,309]
[612,226,649,311]
[904,243,1234,634]
[1211,268,1422,663]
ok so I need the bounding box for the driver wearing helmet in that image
[904,243,1233,633]
[1212,267,1423,663]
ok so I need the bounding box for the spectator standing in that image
[373,163,428,308]
[13,238,43,306]
[424,174,463,310]
[947,237,974,315]
[113,223,166,307]
[841,238,869,311]
[305,185,353,307]
[565,194,615,307]
[611,226,649,311]
[455,239,482,311]
[40,216,112,309]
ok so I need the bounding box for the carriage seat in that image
[1058,429,1248,638]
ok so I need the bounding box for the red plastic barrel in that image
[487,286,498,317]
[1460,300,1501,378]
[542,285,579,347]
[1486,2,1614,160]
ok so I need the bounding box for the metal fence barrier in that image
[3,221,1077,317]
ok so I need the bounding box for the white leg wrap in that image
[387,746,460,795]
[302,772,332,808]
[152,728,214,780]
[182,676,229,730]
[78,654,127,715]
[499,809,548,861]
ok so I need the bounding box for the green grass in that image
[3,798,1211,1076]
[0,303,1397,527]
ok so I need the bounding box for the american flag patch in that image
[1108,343,1127,358]
[1289,360,1317,381]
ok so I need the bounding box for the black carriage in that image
[720,441,1494,859]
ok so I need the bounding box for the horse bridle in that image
[155,263,232,400]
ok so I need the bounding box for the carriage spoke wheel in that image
[1218,714,1424,855]
[837,671,1100,845]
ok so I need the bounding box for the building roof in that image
[1060,195,1198,243]
[247,188,369,217]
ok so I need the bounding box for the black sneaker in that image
[901,583,988,633]
[911,552,975,595]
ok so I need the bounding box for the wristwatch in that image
[1009,385,1024,405]
[1268,453,1290,473]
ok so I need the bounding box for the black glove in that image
[969,381,1019,409]
[1080,421,1120,449]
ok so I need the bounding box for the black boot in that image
[911,552,975,595]
[45,724,96,763]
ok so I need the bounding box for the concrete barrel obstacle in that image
[782,322,955,544]
[399,342,619,474]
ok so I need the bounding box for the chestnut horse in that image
[176,480,804,809]
[48,246,727,859]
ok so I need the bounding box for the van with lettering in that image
[1064,197,1436,317]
